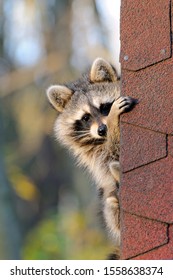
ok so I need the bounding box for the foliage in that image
[23,211,112,260]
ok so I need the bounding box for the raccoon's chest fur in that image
[70,141,119,195]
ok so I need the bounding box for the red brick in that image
[120,123,167,172]
[120,156,173,223]
[121,211,168,259]
[121,58,173,134]
[132,224,173,259]
[120,0,171,71]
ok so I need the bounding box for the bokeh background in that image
[0,0,120,260]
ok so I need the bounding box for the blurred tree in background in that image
[0,0,120,259]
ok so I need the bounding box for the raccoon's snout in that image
[98,124,107,136]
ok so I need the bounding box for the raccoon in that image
[46,58,136,256]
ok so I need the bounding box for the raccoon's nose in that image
[98,124,107,136]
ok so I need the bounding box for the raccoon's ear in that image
[90,58,118,83]
[46,85,72,112]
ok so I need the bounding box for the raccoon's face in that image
[66,90,116,146]
[46,57,119,147]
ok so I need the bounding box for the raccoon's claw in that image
[115,96,138,114]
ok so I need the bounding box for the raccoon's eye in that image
[100,102,113,116]
[81,113,91,122]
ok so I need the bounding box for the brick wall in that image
[120,0,173,259]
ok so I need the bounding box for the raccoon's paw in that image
[114,96,138,115]
[109,161,120,183]
[107,248,120,260]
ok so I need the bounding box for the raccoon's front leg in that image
[107,96,136,148]
[105,161,121,243]
[103,97,136,245]
[104,190,120,244]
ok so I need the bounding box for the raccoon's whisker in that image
[70,130,91,139]
[73,130,90,134]
[74,132,91,139]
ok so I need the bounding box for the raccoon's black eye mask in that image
[81,113,91,122]
[100,101,114,116]
[73,114,91,133]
